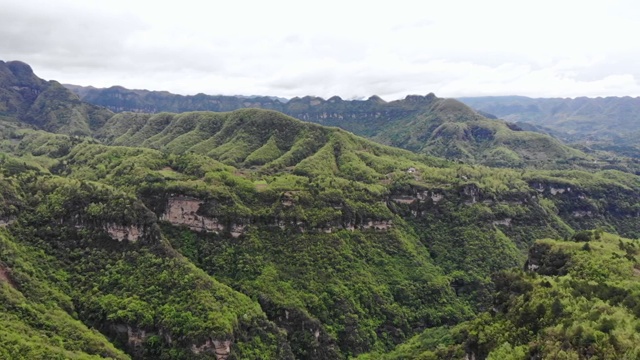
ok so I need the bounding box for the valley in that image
[2,60,640,359]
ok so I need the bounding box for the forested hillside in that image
[65,83,594,169]
[358,231,640,359]
[2,61,640,359]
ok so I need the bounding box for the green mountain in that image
[368,97,592,168]
[459,96,640,157]
[0,61,113,136]
[358,231,640,359]
[2,61,640,359]
[66,84,594,168]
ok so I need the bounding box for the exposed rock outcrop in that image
[105,224,142,242]
[0,218,15,227]
[191,339,232,360]
[391,195,416,204]
[572,210,593,218]
[161,197,225,233]
[361,220,393,230]
[492,218,512,227]
[531,182,571,195]
[160,196,249,236]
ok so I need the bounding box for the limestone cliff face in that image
[104,224,142,242]
[191,339,232,360]
[160,196,394,235]
[161,197,225,233]
[0,218,15,227]
[160,197,247,237]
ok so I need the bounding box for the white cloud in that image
[2,0,640,98]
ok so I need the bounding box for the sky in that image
[1,0,639,100]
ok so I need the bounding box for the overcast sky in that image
[1,0,639,100]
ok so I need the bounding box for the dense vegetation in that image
[66,83,600,169]
[358,231,640,359]
[1,60,640,359]
[0,61,112,136]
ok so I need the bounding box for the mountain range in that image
[459,96,640,157]
[1,60,640,359]
[64,84,599,170]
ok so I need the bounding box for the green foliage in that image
[0,228,130,359]
[0,168,292,359]
[362,232,640,359]
[6,72,640,359]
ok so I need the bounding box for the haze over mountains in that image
[3,60,640,359]
[459,96,640,157]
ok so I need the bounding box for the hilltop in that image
[0,61,112,135]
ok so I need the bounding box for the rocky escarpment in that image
[161,197,224,232]
[67,84,442,136]
[0,218,15,227]
[160,196,394,235]
[160,196,245,237]
[528,179,640,237]
[191,339,232,360]
[72,220,148,242]
[104,224,143,242]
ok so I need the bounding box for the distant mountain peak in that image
[367,95,386,104]
[403,93,437,103]
[6,60,34,76]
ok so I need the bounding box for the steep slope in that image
[0,61,113,135]
[66,83,592,168]
[3,108,640,359]
[0,154,294,359]
[0,177,129,359]
[359,231,640,359]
